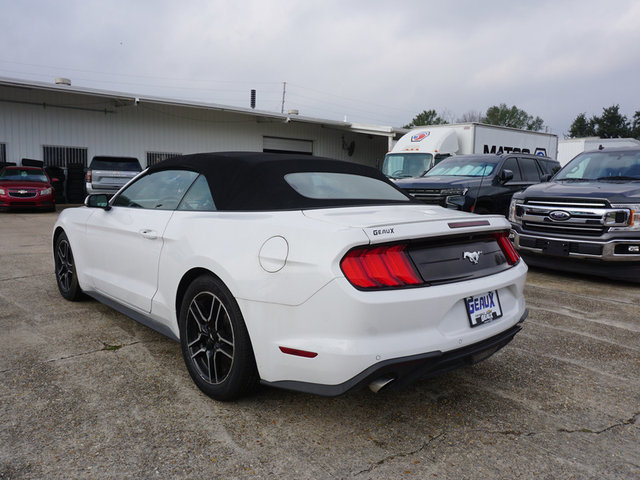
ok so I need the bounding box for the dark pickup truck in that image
[509,147,640,281]
[394,153,560,216]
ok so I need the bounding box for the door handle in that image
[139,229,158,240]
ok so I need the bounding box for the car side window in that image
[501,157,522,182]
[518,158,542,182]
[112,169,198,210]
[177,175,216,211]
[536,160,560,176]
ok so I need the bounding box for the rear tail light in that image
[85,170,92,183]
[494,231,520,265]
[341,244,423,289]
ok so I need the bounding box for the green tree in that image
[593,105,631,138]
[404,109,449,128]
[568,113,596,138]
[484,103,545,131]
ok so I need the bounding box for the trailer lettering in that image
[483,145,532,155]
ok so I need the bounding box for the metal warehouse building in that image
[0,76,401,200]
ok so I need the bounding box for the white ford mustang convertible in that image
[53,152,528,400]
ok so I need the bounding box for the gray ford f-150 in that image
[509,146,640,281]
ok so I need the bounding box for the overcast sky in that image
[2,0,639,137]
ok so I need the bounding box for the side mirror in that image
[540,173,552,182]
[85,194,111,210]
[499,169,514,183]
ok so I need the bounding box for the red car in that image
[0,166,57,211]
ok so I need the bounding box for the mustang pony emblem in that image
[463,251,481,264]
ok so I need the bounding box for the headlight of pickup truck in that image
[443,188,467,209]
[508,197,521,224]
[609,204,640,231]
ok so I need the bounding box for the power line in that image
[0,60,415,125]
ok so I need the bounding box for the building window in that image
[43,145,88,168]
[146,151,181,167]
[263,136,313,155]
[0,143,6,163]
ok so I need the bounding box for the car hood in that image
[521,180,640,203]
[394,176,481,190]
[303,204,509,243]
[0,180,51,188]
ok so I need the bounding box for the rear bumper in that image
[240,261,528,393]
[263,312,527,396]
[86,183,121,195]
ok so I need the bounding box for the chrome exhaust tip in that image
[369,376,395,393]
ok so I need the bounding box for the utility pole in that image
[280,81,286,114]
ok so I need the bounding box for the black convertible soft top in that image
[148,152,412,211]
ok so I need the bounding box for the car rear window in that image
[284,172,410,201]
[89,158,142,171]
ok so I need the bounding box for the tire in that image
[54,232,82,301]
[179,275,259,401]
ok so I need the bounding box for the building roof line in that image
[0,76,403,137]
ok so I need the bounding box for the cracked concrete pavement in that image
[1,209,639,479]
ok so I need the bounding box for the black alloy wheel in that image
[179,275,259,401]
[54,232,81,300]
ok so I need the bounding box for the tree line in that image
[405,104,640,139]
[568,105,640,139]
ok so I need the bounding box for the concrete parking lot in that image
[1,209,638,479]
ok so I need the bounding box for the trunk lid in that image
[303,204,510,243]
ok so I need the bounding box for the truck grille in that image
[406,189,445,205]
[517,198,628,237]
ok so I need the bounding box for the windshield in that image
[425,158,497,177]
[382,153,432,178]
[556,150,640,181]
[0,168,48,182]
[285,172,410,201]
[89,158,142,171]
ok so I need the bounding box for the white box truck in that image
[557,137,640,166]
[382,122,558,178]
